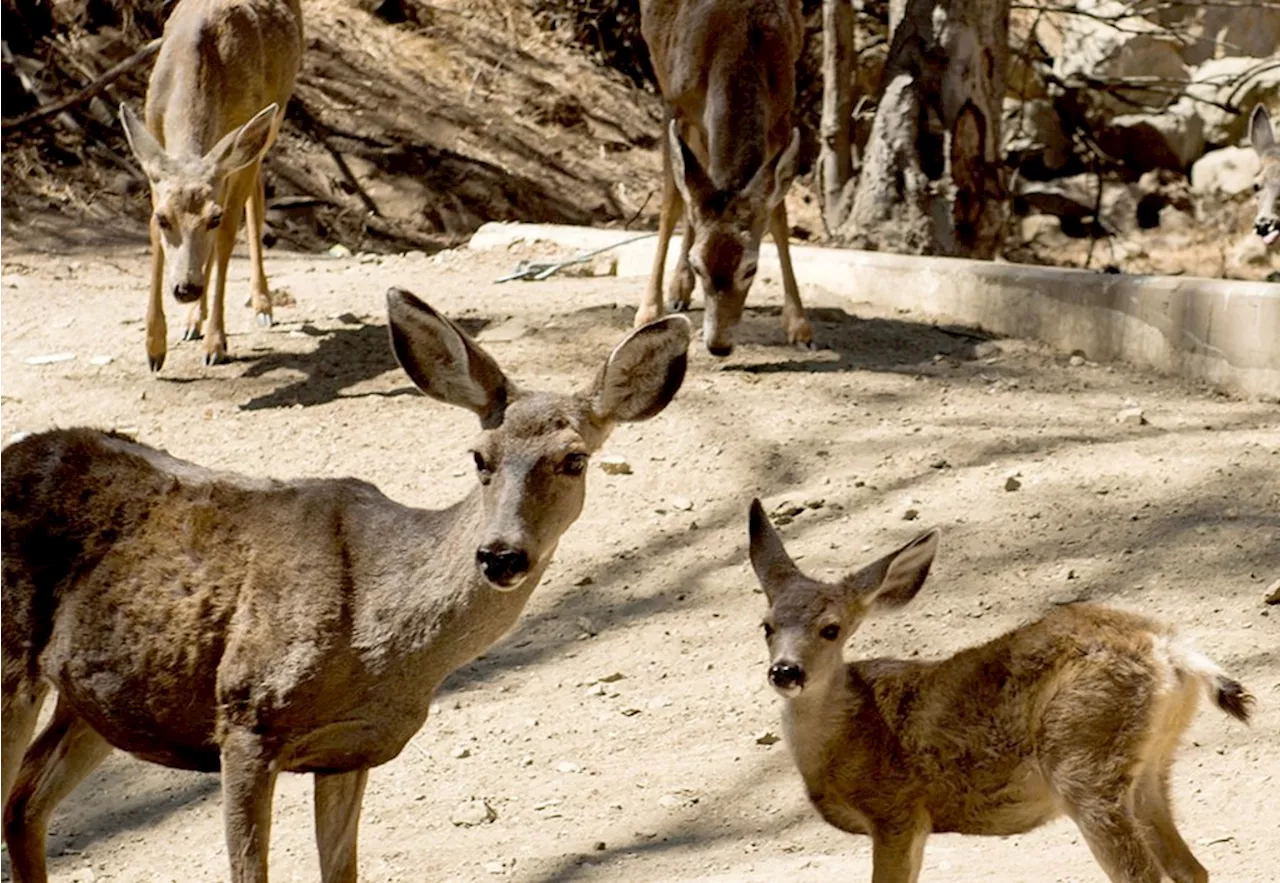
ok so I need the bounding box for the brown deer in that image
[1249,104,1280,246]
[0,290,691,883]
[747,499,1252,883]
[636,0,812,356]
[119,0,303,371]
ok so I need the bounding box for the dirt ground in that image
[1,237,1277,882]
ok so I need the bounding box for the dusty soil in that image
[1,239,1277,883]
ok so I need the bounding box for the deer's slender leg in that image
[666,208,695,313]
[3,697,112,883]
[146,215,169,371]
[245,160,273,328]
[1,677,49,811]
[1132,768,1207,883]
[204,174,249,366]
[221,727,277,883]
[637,121,684,328]
[314,769,368,883]
[769,201,812,347]
[869,824,928,883]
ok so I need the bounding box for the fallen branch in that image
[1,38,162,134]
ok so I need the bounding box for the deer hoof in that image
[148,352,166,372]
[203,348,228,367]
[256,311,273,328]
[786,318,815,348]
[182,326,203,342]
[668,296,692,313]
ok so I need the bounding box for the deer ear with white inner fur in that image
[843,529,939,613]
[589,314,691,424]
[1251,105,1275,153]
[386,288,514,428]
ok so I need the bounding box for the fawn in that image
[748,499,1251,883]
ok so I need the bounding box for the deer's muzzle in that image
[769,661,806,697]
[475,542,531,589]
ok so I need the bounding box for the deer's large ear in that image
[588,314,690,425]
[748,499,803,600]
[119,103,169,180]
[843,529,939,613]
[1251,105,1275,153]
[387,288,514,428]
[669,120,715,208]
[206,103,279,176]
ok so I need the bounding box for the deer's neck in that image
[781,663,905,806]
[345,490,550,693]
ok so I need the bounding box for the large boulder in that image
[1044,0,1188,111]
[1138,2,1280,66]
[1190,147,1262,198]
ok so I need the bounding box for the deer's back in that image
[1,428,402,771]
[640,0,801,137]
[845,605,1176,835]
[147,0,303,147]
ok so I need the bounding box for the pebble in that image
[1004,476,1022,492]
[1265,578,1280,606]
[903,508,920,521]
[599,454,632,475]
[1117,407,1148,426]
[1069,354,1086,367]
[555,760,583,773]
[755,730,781,746]
[670,496,694,511]
[450,797,496,827]
[327,244,352,258]
[452,746,472,759]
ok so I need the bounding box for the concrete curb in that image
[469,222,1280,400]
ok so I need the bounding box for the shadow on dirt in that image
[725,306,990,373]
[235,317,490,411]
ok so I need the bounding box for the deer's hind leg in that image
[1132,765,1207,883]
[1,666,49,811]
[3,696,113,883]
[244,159,273,328]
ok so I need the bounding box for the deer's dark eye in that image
[819,624,841,641]
[762,623,775,639]
[473,451,493,485]
[206,210,223,230]
[560,453,588,476]
[155,214,172,231]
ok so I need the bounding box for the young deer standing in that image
[636,0,812,356]
[120,0,303,371]
[747,500,1252,883]
[0,291,690,883]
[1249,104,1280,246]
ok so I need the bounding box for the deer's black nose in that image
[769,661,806,691]
[476,543,530,588]
[173,282,204,304]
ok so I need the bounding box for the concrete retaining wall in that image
[469,222,1280,400]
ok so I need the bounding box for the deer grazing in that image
[119,0,303,370]
[747,500,1252,883]
[636,0,812,356]
[1,290,690,883]
[1250,104,1280,246]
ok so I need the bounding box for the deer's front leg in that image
[205,182,246,366]
[221,727,278,883]
[315,769,369,883]
[769,202,813,348]
[637,131,683,328]
[869,821,928,883]
[146,216,168,372]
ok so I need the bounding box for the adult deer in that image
[748,500,1252,883]
[636,0,811,356]
[119,0,303,370]
[0,291,691,883]
[1249,104,1280,246]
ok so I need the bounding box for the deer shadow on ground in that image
[235,317,490,411]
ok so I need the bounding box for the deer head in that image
[747,499,939,697]
[388,289,691,589]
[669,122,799,355]
[120,103,278,303]
[1250,105,1280,246]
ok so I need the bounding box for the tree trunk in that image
[818,0,855,232]
[840,0,1009,258]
